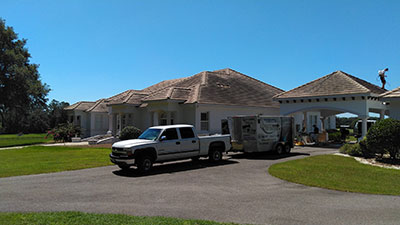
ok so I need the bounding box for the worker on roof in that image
[378,68,389,89]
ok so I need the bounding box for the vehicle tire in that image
[209,150,223,161]
[118,165,130,170]
[136,155,153,173]
[276,144,284,155]
[284,144,291,154]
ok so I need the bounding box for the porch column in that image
[303,111,307,133]
[107,114,113,135]
[153,111,159,126]
[118,113,122,135]
[361,116,368,139]
[167,111,171,125]
[380,110,385,120]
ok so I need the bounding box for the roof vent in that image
[216,82,230,89]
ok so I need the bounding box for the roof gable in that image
[274,71,386,100]
[64,101,95,111]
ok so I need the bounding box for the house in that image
[104,68,284,135]
[380,87,400,120]
[64,99,109,137]
[273,71,387,138]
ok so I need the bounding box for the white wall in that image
[89,112,109,136]
[388,100,400,120]
[196,104,280,134]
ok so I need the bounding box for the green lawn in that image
[0,146,113,177]
[0,212,237,225]
[0,133,54,148]
[269,155,400,195]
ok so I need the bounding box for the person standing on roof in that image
[378,68,389,89]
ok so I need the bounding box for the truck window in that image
[179,127,195,139]
[161,128,179,140]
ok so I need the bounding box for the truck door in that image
[178,127,200,158]
[157,128,181,161]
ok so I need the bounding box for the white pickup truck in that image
[110,124,231,172]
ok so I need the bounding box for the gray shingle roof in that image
[380,86,400,99]
[274,71,386,100]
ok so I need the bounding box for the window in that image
[160,128,178,140]
[221,119,229,134]
[200,112,209,131]
[76,116,81,124]
[159,112,167,125]
[70,116,74,123]
[179,127,195,139]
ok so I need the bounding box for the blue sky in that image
[1,0,399,105]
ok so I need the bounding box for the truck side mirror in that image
[160,136,167,141]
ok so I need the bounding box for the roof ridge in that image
[274,71,335,99]
[212,68,285,93]
[85,99,104,112]
[340,70,384,92]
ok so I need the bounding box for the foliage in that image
[119,126,142,140]
[0,212,238,225]
[0,18,50,133]
[0,133,53,148]
[328,132,342,143]
[269,155,400,195]
[366,118,400,159]
[49,123,80,142]
[339,143,362,157]
[0,146,112,177]
[47,99,70,129]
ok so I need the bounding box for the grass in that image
[0,212,238,225]
[0,146,113,177]
[0,133,54,148]
[269,155,400,195]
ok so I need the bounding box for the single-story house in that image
[64,99,109,137]
[104,68,284,135]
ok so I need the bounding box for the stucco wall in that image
[196,104,280,134]
[389,100,400,120]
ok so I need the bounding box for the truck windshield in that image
[138,128,162,140]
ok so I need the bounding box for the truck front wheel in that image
[209,150,223,161]
[137,155,153,173]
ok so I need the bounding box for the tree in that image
[48,99,69,129]
[0,18,50,133]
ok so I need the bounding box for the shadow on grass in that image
[112,159,239,177]
[229,151,310,160]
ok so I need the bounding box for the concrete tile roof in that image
[142,68,284,107]
[274,71,386,100]
[85,99,108,113]
[380,86,400,98]
[104,90,148,105]
[64,101,96,111]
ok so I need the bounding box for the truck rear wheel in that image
[284,144,291,154]
[209,150,223,161]
[137,155,153,173]
[276,144,284,155]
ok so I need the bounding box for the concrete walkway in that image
[0,142,90,151]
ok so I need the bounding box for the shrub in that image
[48,123,80,142]
[366,118,400,159]
[119,126,142,140]
[340,143,362,157]
[328,132,342,143]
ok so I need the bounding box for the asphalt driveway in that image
[1,146,399,225]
